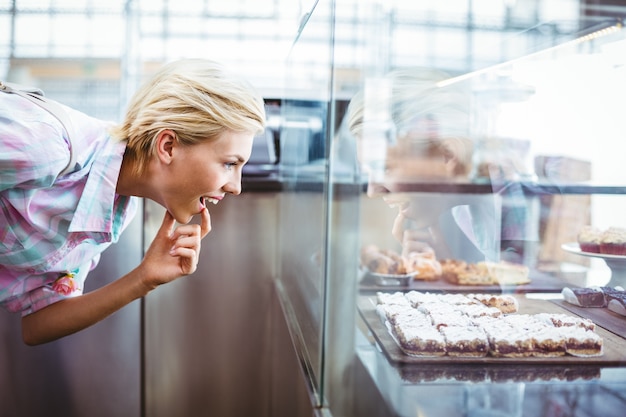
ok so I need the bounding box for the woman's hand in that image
[140,208,211,289]
[399,228,436,258]
[21,208,212,345]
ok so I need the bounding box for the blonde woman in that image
[0,59,266,345]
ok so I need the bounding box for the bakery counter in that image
[355,291,626,417]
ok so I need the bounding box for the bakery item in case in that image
[439,325,489,357]
[404,290,441,307]
[376,303,412,325]
[563,328,604,357]
[404,255,442,281]
[404,244,443,281]
[456,302,502,318]
[361,244,443,280]
[440,259,490,285]
[534,312,596,332]
[600,286,626,302]
[561,286,626,308]
[440,260,530,286]
[599,227,626,255]
[436,293,478,305]
[527,328,567,358]
[577,225,603,253]
[376,291,411,306]
[481,321,534,358]
[562,286,606,307]
[467,293,519,314]
[391,318,446,357]
[607,296,626,316]
[362,245,407,274]
[483,261,530,285]
[374,290,603,358]
[427,309,474,329]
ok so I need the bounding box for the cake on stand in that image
[562,242,626,287]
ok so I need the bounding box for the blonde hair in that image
[110,59,266,175]
[346,67,473,177]
[347,68,469,138]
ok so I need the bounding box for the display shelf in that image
[367,180,626,195]
[358,267,568,294]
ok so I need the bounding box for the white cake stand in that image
[561,242,626,287]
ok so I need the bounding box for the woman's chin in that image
[170,210,193,224]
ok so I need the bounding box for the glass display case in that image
[276,1,626,416]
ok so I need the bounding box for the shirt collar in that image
[68,136,127,234]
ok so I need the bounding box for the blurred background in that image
[2,0,623,116]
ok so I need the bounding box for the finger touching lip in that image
[197,196,223,214]
[392,212,406,242]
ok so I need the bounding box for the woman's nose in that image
[224,172,242,195]
[366,181,389,198]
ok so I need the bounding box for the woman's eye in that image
[225,162,238,170]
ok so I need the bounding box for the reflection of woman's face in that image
[364,136,468,187]
[365,138,470,230]
[381,192,464,229]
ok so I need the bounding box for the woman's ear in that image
[155,130,177,164]
[442,137,472,177]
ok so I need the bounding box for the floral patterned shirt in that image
[0,92,139,316]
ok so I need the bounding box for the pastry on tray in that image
[361,244,442,280]
[484,261,531,285]
[534,313,596,331]
[562,328,604,357]
[602,286,626,303]
[441,259,530,286]
[375,291,604,358]
[607,296,626,317]
[361,245,407,275]
[439,325,489,357]
[404,255,442,281]
[561,287,607,307]
[391,312,446,357]
[561,285,626,308]
[467,293,519,314]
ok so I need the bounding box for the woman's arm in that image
[21,208,211,345]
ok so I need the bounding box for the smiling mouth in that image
[383,197,409,210]
[201,197,220,206]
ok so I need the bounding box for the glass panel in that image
[277,0,334,408]
[316,1,626,416]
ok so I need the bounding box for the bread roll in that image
[361,245,406,275]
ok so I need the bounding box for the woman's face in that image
[365,137,470,230]
[161,130,254,224]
